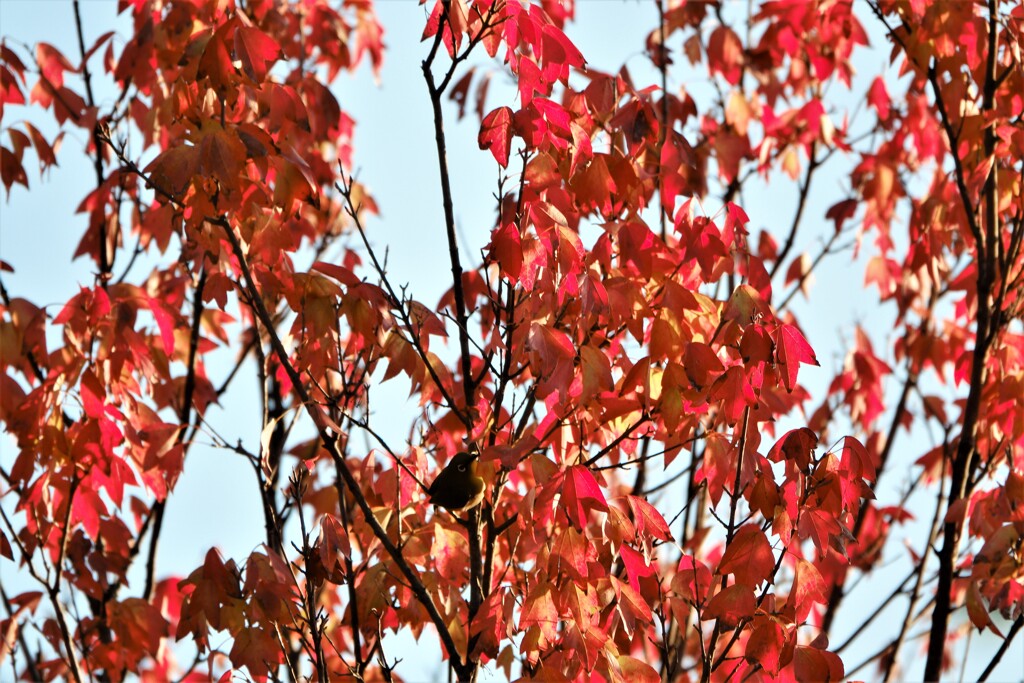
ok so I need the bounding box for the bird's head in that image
[449,450,479,474]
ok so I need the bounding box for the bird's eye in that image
[458,464,467,472]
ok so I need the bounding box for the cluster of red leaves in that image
[2,0,1023,681]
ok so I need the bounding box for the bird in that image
[427,451,486,512]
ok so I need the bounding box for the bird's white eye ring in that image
[458,464,467,471]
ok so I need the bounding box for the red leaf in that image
[229,625,280,676]
[0,145,28,194]
[144,146,198,198]
[198,31,236,94]
[707,26,744,85]
[767,427,818,470]
[233,26,280,82]
[562,465,608,531]
[825,198,858,233]
[550,526,593,581]
[574,345,609,403]
[612,575,653,636]
[710,366,756,423]
[745,620,787,675]
[626,495,673,542]
[867,76,891,121]
[718,525,775,587]
[431,522,470,581]
[311,261,360,287]
[488,222,523,281]
[793,645,844,682]
[108,598,169,658]
[36,43,73,88]
[479,106,514,167]
[619,544,656,594]
[774,323,819,392]
[318,514,351,576]
[271,154,319,210]
[527,323,576,400]
[966,581,1002,635]
[703,583,755,627]
[148,297,177,356]
[837,434,876,483]
[788,557,828,623]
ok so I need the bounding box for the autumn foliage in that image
[1,0,1023,681]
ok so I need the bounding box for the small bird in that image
[427,451,486,512]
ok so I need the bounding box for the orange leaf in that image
[519,583,559,645]
[614,656,660,683]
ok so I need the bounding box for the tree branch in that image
[215,217,469,675]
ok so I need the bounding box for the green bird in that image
[427,451,485,512]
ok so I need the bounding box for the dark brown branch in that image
[142,267,206,601]
[1,583,42,681]
[336,171,471,432]
[422,0,476,414]
[768,141,820,280]
[655,0,669,240]
[923,0,1000,674]
[979,614,1024,681]
[832,568,916,655]
[701,405,751,683]
[821,311,928,635]
[215,217,468,675]
[581,415,650,467]
[73,0,113,284]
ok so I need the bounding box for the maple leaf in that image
[578,345,612,404]
[773,322,819,392]
[619,544,656,595]
[867,76,892,121]
[612,656,659,683]
[612,575,653,636]
[745,620,788,676]
[488,222,523,281]
[229,625,280,676]
[107,598,169,658]
[707,26,744,85]
[469,590,509,659]
[966,581,1002,636]
[626,495,673,543]
[144,146,199,199]
[703,583,755,627]
[550,525,593,581]
[562,465,609,531]
[479,106,514,167]
[718,525,776,587]
[767,427,818,471]
[431,522,470,581]
[793,645,844,682]
[786,557,828,623]
[233,26,280,83]
[527,322,576,400]
[519,583,560,646]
